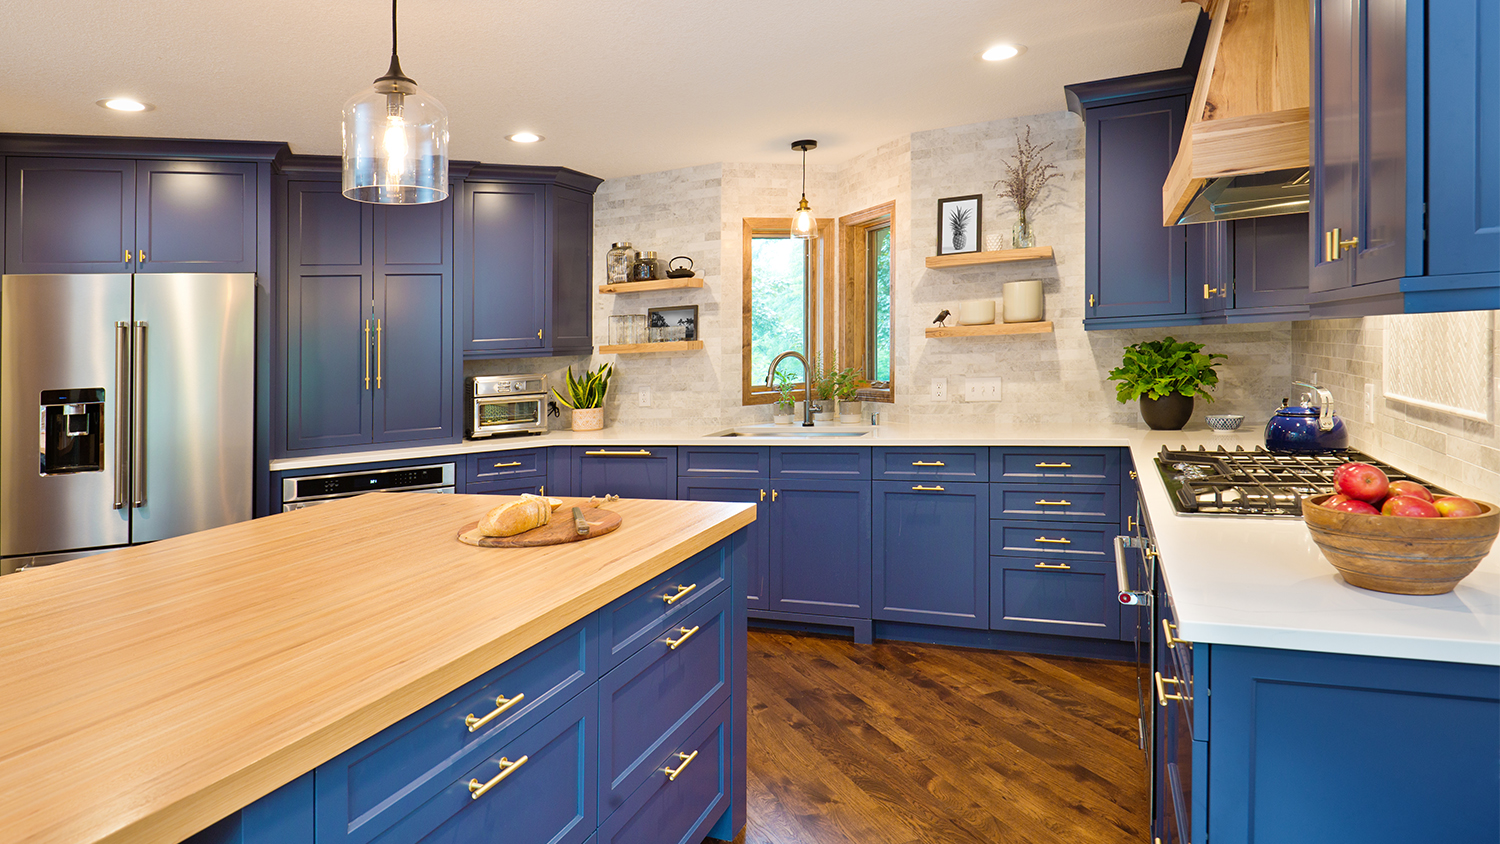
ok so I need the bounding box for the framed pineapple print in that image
[936,194,982,255]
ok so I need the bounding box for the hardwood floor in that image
[741,630,1149,844]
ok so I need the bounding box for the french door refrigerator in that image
[1,273,254,574]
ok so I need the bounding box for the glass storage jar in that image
[631,251,660,281]
[608,314,647,345]
[606,242,637,285]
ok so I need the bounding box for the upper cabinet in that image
[5,157,257,274]
[1310,0,1498,315]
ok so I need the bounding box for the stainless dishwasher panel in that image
[281,463,457,512]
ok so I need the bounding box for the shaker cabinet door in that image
[372,201,455,444]
[768,480,870,619]
[136,160,257,273]
[872,482,988,629]
[678,477,769,610]
[5,157,135,273]
[463,182,547,354]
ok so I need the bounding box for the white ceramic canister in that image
[957,300,996,325]
[1002,280,1044,323]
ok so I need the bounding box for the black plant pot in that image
[1139,394,1194,430]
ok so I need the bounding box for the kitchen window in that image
[837,202,894,401]
[741,217,834,404]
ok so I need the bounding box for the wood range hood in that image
[1162,0,1310,226]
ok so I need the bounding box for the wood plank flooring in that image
[741,631,1148,844]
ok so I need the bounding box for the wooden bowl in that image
[1302,494,1500,595]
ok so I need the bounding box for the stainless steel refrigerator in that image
[1,273,254,574]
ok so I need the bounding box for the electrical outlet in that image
[638,388,651,407]
[1365,383,1375,421]
[965,377,1003,402]
[931,377,947,402]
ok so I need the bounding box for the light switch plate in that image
[931,377,947,401]
[966,377,1003,402]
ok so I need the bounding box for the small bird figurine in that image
[933,309,951,327]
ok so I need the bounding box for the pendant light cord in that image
[391,0,399,57]
[801,147,807,198]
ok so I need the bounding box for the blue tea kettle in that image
[1265,381,1349,452]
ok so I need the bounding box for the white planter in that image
[570,407,604,431]
[838,400,862,424]
[813,407,836,423]
[773,407,794,425]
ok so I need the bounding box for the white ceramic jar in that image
[1002,280,1044,323]
[957,300,996,325]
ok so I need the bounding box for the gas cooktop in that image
[1154,445,1445,518]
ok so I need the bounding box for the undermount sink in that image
[708,427,869,438]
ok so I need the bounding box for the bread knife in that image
[572,506,589,536]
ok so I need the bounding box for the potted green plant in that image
[812,358,837,423]
[834,366,867,424]
[552,362,613,431]
[772,370,797,424]
[1107,337,1227,430]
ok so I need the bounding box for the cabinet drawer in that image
[989,482,1120,523]
[989,520,1116,560]
[466,479,546,496]
[770,447,870,479]
[314,618,597,844]
[598,701,730,844]
[469,448,546,482]
[599,590,731,815]
[989,558,1121,640]
[873,447,988,481]
[990,447,1121,484]
[679,446,769,478]
[345,687,598,844]
[573,447,677,500]
[598,542,729,671]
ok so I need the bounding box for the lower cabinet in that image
[573,447,677,500]
[767,480,871,619]
[872,481,988,629]
[989,558,1121,640]
[467,479,546,496]
[597,702,730,844]
[678,477,768,610]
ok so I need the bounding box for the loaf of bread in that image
[477,493,553,537]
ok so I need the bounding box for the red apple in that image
[1321,493,1353,508]
[1380,495,1441,517]
[1335,462,1390,503]
[1330,498,1380,515]
[1386,480,1433,502]
[1433,496,1485,518]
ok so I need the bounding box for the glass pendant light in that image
[342,0,449,204]
[790,139,818,240]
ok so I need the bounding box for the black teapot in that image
[665,256,695,279]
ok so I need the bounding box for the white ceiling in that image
[0,0,1200,179]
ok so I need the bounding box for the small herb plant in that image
[813,356,838,402]
[1107,337,1227,402]
[773,370,798,410]
[552,363,613,410]
[833,366,867,402]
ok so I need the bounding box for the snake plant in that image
[552,363,613,409]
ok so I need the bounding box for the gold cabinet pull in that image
[464,693,525,732]
[537,327,543,340]
[663,583,697,605]
[584,449,652,457]
[759,488,766,501]
[375,318,384,388]
[125,249,132,263]
[662,750,699,781]
[1089,293,1096,307]
[363,320,371,390]
[468,755,529,799]
[493,461,523,468]
[772,489,779,502]
[1129,470,1138,480]
[911,460,945,466]
[1034,536,1071,545]
[1034,499,1072,506]
[1162,619,1188,649]
[1155,671,1188,705]
[912,484,945,491]
[138,249,146,264]
[664,625,700,649]
[1034,561,1071,570]
[1339,234,1360,253]
[1034,462,1072,468]
[1127,515,1137,531]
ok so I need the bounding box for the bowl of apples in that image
[1303,462,1498,595]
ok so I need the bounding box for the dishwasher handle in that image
[1114,535,1152,607]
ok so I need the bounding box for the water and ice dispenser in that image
[39,388,105,474]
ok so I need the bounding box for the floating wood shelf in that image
[925,321,1053,338]
[924,246,1054,269]
[598,340,705,354]
[598,277,704,294]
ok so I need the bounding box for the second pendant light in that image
[790,139,818,240]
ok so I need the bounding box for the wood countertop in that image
[0,494,756,844]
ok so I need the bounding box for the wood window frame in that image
[741,217,836,405]
[838,202,896,403]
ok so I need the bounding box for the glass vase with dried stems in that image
[995,125,1061,249]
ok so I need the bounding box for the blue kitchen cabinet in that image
[467,479,547,497]
[1197,213,1311,322]
[872,481,988,629]
[572,447,677,500]
[136,159,258,273]
[989,557,1121,640]
[766,479,870,621]
[549,186,594,356]
[597,702,731,844]
[678,477,768,610]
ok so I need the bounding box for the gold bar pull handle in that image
[125,249,131,264]
[664,625,700,650]
[912,484,945,492]
[375,318,383,388]
[363,320,371,390]
[464,692,525,732]
[759,488,766,501]
[1161,619,1188,649]
[138,249,145,264]
[468,755,529,799]
[1034,536,1071,545]
[493,461,522,468]
[584,449,653,457]
[662,583,697,605]
[1034,561,1072,570]
[1155,671,1189,705]
[911,460,945,467]
[663,750,699,781]
[1339,234,1360,253]
[1127,515,1138,531]
[1034,462,1072,468]
[1034,499,1072,506]
[772,489,779,502]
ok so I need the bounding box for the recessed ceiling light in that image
[507,132,543,144]
[982,44,1025,61]
[97,98,153,112]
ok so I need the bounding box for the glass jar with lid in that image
[631,251,661,281]
[606,242,637,285]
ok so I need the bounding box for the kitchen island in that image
[0,493,756,844]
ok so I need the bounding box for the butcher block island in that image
[0,493,756,844]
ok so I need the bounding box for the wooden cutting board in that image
[457,506,623,547]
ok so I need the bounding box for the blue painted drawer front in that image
[989,520,1114,561]
[314,618,597,844]
[573,447,677,500]
[769,447,870,479]
[599,590,731,815]
[872,447,987,482]
[676,477,768,610]
[990,447,1121,485]
[382,687,597,844]
[871,482,988,629]
[989,482,1119,523]
[989,558,1121,640]
[598,542,729,672]
[469,449,546,482]
[598,701,729,844]
[768,480,871,619]
[466,479,546,497]
[679,447,769,478]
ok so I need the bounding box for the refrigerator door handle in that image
[131,321,147,508]
[114,321,130,510]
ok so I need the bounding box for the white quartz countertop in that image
[270,422,1500,666]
